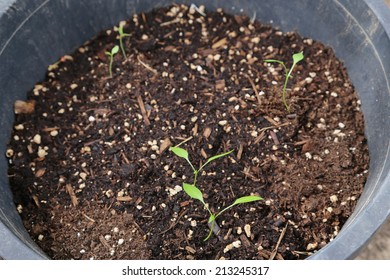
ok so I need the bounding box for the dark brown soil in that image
[6,4,369,260]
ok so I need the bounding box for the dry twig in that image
[269,222,288,260]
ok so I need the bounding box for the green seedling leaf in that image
[288,51,304,77]
[264,59,287,73]
[203,149,234,167]
[118,25,130,57]
[169,146,189,160]
[292,51,304,64]
[264,59,283,65]
[111,45,119,55]
[264,52,304,112]
[118,25,130,37]
[183,183,204,204]
[215,195,263,219]
[106,45,119,78]
[169,146,197,174]
[233,195,263,205]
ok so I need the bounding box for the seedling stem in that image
[118,25,130,57]
[105,45,119,78]
[264,51,304,112]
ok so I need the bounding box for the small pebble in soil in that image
[330,195,338,203]
[14,124,24,130]
[5,149,14,158]
[306,242,318,251]
[33,134,41,144]
[244,224,251,238]
[218,120,228,126]
[167,185,182,196]
[37,147,48,158]
[79,172,87,180]
[187,230,193,240]
[305,152,312,159]
[50,130,58,137]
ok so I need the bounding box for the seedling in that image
[264,51,304,112]
[118,25,130,57]
[169,146,263,240]
[169,146,233,186]
[183,183,262,240]
[105,45,119,78]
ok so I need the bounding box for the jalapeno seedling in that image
[105,45,119,78]
[118,25,130,58]
[264,51,304,112]
[169,145,263,240]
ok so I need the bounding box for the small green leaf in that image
[233,195,263,205]
[169,146,189,160]
[111,45,119,55]
[204,149,234,166]
[105,51,111,56]
[215,195,263,219]
[264,59,283,64]
[183,183,204,204]
[118,25,130,37]
[292,52,304,64]
[199,149,235,173]
[264,59,287,74]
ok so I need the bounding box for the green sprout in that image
[118,25,130,57]
[183,183,262,240]
[170,146,234,186]
[169,146,263,240]
[264,51,304,112]
[105,45,119,78]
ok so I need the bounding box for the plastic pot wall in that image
[0,0,389,260]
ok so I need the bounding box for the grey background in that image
[355,0,390,262]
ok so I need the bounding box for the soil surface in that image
[6,4,369,260]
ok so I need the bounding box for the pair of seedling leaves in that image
[169,146,263,241]
[105,25,130,78]
[264,51,305,112]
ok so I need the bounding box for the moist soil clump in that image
[7,4,369,260]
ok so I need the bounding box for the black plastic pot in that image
[1,0,389,260]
